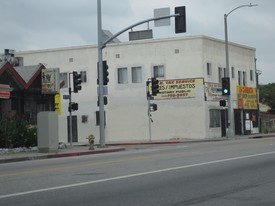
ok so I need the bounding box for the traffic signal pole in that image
[97,0,184,147]
[68,73,73,146]
[97,0,106,147]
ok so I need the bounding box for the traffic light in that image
[219,100,226,107]
[68,102,78,112]
[175,6,186,33]
[151,77,159,96]
[97,61,109,85]
[222,77,230,95]
[103,61,109,85]
[97,96,108,106]
[73,71,82,93]
[150,103,158,112]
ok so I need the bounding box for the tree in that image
[259,83,275,113]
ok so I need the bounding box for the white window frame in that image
[80,71,87,83]
[243,71,247,86]
[207,63,212,76]
[250,69,254,81]
[238,71,242,85]
[231,67,235,79]
[218,67,223,83]
[117,67,128,84]
[153,65,165,78]
[131,66,142,83]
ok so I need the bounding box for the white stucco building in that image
[16,35,258,143]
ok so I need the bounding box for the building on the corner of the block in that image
[14,35,259,143]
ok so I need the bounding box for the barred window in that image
[210,109,221,128]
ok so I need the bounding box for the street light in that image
[224,3,258,137]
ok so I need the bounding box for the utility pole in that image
[224,3,258,137]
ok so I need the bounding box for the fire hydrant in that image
[86,134,95,150]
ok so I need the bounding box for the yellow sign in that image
[236,86,257,110]
[154,78,204,100]
[54,93,62,115]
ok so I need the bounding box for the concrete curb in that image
[46,147,126,159]
[106,140,181,146]
[248,133,275,139]
[0,147,125,164]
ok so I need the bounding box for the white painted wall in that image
[17,35,256,143]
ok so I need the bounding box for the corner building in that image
[16,35,258,143]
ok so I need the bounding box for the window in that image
[59,72,68,89]
[80,71,87,83]
[231,67,235,79]
[250,70,254,81]
[209,109,221,128]
[118,67,128,84]
[131,66,142,83]
[218,67,223,83]
[207,63,212,75]
[238,71,242,85]
[69,58,74,62]
[153,65,165,78]
[243,71,247,86]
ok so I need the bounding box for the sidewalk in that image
[0,133,274,164]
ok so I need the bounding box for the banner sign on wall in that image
[236,86,258,110]
[154,78,204,100]
[205,82,222,101]
[42,68,60,94]
[0,84,12,99]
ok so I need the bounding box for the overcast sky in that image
[0,0,274,84]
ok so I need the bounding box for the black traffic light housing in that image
[219,100,226,107]
[175,6,186,33]
[73,71,82,93]
[97,96,108,106]
[97,61,109,85]
[103,60,109,85]
[151,77,159,96]
[68,102,78,112]
[150,103,158,112]
[222,77,230,95]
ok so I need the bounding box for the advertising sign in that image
[0,84,12,99]
[54,93,62,115]
[205,82,222,101]
[154,78,204,100]
[42,68,60,94]
[236,86,257,110]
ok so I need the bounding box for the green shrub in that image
[0,114,37,148]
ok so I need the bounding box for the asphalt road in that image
[0,137,275,206]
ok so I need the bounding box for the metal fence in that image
[261,119,275,133]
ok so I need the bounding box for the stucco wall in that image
[16,35,257,143]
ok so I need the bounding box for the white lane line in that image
[1,150,275,199]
